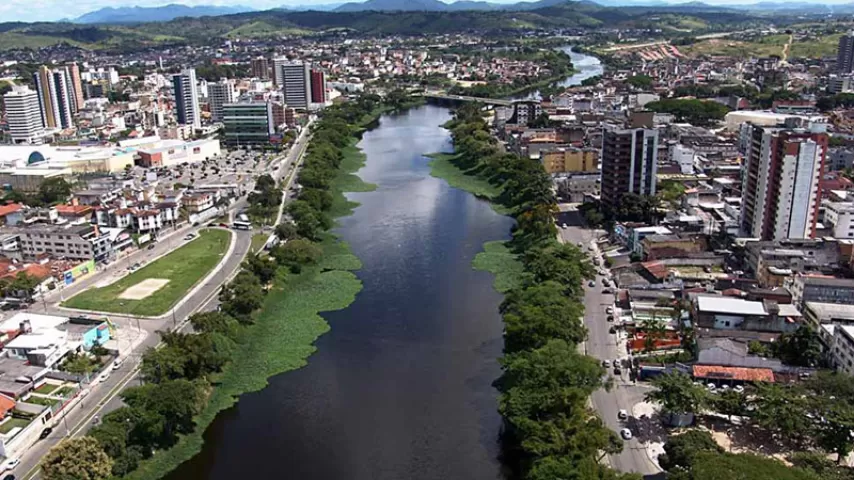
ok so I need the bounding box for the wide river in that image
[164,48,602,480]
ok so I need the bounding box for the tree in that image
[271,238,322,273]
[501,281,587,353]
[140,345,186,383]
[626,74,653,89]
[813,399,854,464]
[775,325,821,367]
[219,271,265,323]
[645,371,708,423]
[275,221,299,242]
[751,383,812,443]
[189,311,240,339]
[38,177,73,205]
[123,379,207,439]
[678,451,820,480]
[243,253,278,284]
[658,429,723,471]
[712,389,747,422]
[41,437,113,480]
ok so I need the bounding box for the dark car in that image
[147,244,156,250]
[4,474,16,480]
[614,367,622,375]
[39,427,52,439]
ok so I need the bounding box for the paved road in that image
[16,126,314,480]
[556,205,660,477]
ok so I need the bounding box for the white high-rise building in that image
[3,86,46,144]
[173,69,201,129]
[280,60,311,110]
[207,80,235,123]
[740,122,827,240]
[272,57,288,86]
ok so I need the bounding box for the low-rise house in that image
[693,295,803,334]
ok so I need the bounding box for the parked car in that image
[612,359,620,367]
[4,474,16,480]
[734,385,745,394]
[613,366,622,375]
[607,315,614,322]
[588,281,596,287]
[606,306,614,314]
[2,458,20,471]
[39,427,52,440]
[620,428,633,440]
[617,409,629,420]
[112,359,123,370]
[147,244,156,250]
[602,360,610,368]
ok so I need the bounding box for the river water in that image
[163,49,601,480]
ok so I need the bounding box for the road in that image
[602,31,740,52]
[16,125,314,480]
[556,204,660,477]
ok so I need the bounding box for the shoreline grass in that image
[426,152,511,215]
[473,241,526,293]
[62,229,230,317]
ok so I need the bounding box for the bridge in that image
[422,93,513,108]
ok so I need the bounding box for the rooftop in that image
[806,302,854,321]
[692,364,775,383]
[696,295,767,316]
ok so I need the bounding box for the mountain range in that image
[73,4,258,23]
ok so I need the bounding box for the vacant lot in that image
[64,229,230,317]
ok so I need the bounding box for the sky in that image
[0,0,836,23]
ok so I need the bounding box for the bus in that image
[232,220,251,231]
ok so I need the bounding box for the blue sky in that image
[0,0,832,23]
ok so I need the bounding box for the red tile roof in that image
[692,365,774,383]
[0,204,22,217]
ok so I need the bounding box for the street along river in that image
[163,48,602,480]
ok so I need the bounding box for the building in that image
[310,69,326,104]
[541,148,598,174]
[32,66,57,129]
[823,201,854,239]
[251,57,270,80]
[19,224,111,262]
[831,325,854,374]
[746,239,841,287]
[694,295,802,334]
[272,57,288,86]
[600,124,658,209]
[509,101,543,126]
[789,275,854,307]
[206,80,235,123]
[3,87,46,145]
[67,63,84,112]
[280,60,310,110]
[0,145,134,174]
[839,31,854,74]
[137,139,221,167]
[739,123,827,241]
[172,69,201,129]
[32,66,76,130]
[222,102,274,148]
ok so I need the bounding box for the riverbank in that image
[126,106,390,480]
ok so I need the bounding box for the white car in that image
[112,359,123,371]
[620,428,633,440]
[617,409,629,420]
[606,306,614,314]
[3,457,20,471]
[98,373,110,383]
[706,383,716,391]
[602,360,610,367]
[734,385,745,394]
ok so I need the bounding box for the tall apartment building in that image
[600,124,659,208]
[222,102,274,148]
[252,57,270,80]
[31,66,78,130]
[740,123,827,241]
[68,63,84,111]
[3,86,46,145]
[172,69,201,129]
[280,60,310,110]
[51,68,74,128]
[310,69,327,104]
[839,32,854,74]
[206,80,235,122]
[272,57,288,86]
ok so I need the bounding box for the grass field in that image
[24,396,59,407]
[427,152,510,214]
[34,383,59,395]
[63,229,230,317]
[473,241,526,293]
[251,233,269,253]
[0,418,30,434]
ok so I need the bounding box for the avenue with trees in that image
[447,102,638,480]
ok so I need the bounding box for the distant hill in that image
[74,4,256,24]
[333,0,592,11]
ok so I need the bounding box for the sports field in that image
[63,229,230,317]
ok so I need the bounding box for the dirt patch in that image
[118,278,170,300]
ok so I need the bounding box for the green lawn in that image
[55,386,75,398]
[24,396,59,407]
[328,137,377,220]
[0,417,30,434]
[63,229,230,317]
[34,383,59,394]
[251,233,269,253]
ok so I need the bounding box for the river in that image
[163,48,601,480]
[513,45,604,100]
